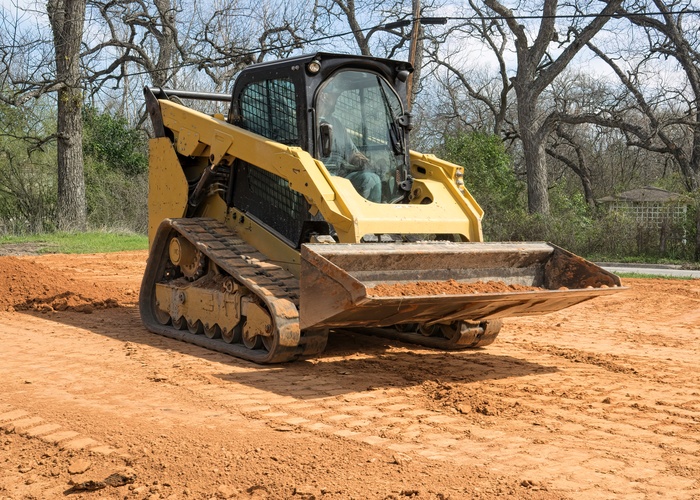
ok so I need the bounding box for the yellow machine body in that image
[139,53,625,363]
[148,99,484,273]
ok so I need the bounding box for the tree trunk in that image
[48,0,87,231]
[153,0,176,87]
[522,137,550,214]
[406,0,423,110]
[518,98,550,214]
[581,175,595,211]
[695,198,700,262]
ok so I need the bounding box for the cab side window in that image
[239,78,299,146]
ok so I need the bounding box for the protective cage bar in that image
[148,87,232,102]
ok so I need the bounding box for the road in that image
[601,264,700,278]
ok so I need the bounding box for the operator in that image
[318,88,382,203]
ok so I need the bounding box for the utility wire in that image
[449,9,700,22]
[109,8,700,80]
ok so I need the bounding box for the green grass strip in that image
[0,231,148,254]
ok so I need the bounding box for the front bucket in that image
[299,241,624,330]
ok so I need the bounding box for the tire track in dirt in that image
[3,310,698,499]
[0,310,558,499]
[0,405,122,456]
[2,254,699,498]
[105,318,700,499]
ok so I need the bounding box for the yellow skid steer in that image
[140,52,624,363]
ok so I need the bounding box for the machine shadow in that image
[20,304,557,399]
[213,329,558,399]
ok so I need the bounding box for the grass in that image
[586,254,699,268]
[0,231,148,254]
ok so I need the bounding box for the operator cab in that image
[229,53,413,204]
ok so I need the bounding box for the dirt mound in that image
[421,380,525,418]
[0,256,125,313]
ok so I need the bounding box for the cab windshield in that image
[316,70,407,203]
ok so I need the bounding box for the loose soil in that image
[0,251,699,499]
[368,279,542,296]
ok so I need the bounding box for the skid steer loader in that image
[140,52,624,364]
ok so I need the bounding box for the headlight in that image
[307,60,321,74]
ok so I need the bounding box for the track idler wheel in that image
[418,323,441,337]
[476,319,503,347]
[241,298,274,351]
[440,321,481,345]
[169,236,206,281]
[187,319,204,335]
[354,318,503,352]
[154,307,171,326]
[242,326,263,350]
[221,324,242,344]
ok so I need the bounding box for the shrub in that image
[0,99,57,235]
[85,163,148,233]
[82,107,148,176]
[83,108,149,233]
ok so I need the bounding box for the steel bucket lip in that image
[304,287,629,328]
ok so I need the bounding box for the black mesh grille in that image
[231,161,307,246]
[240,79,298,145]
[230,77,307,246]
[247,165,306,222]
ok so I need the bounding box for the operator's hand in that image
[349,151,370,169]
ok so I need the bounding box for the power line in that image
[108,8,700,80]
[449,9,700,22]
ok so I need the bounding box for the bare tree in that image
[312,0,452,113]
[482,0,623,215]
[424,0,512,137]
[312,0,382,56]
[0,4,57,103]
[82,0,184,101]
[48,0,87,231]
[191,0,310,88]
[576,0,700,258]
[81,0,311,119]
[583,2,700,192]
[541,71,616,210]
[545,125,596,209]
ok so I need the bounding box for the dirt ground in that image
[0,250,698,500]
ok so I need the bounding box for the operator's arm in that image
[324,115,367,170]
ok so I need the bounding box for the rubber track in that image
[140,218,326,364]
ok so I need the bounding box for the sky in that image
[1,0,692,110]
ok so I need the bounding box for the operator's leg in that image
[347,171,382,203]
